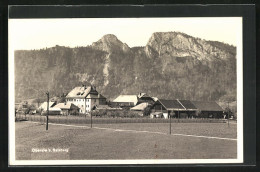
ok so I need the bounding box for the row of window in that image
[67,99,91,102]
[67,99,100,103]
[80,109,90,113]
[81,105,90,108]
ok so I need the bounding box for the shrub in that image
[143,106,151,116]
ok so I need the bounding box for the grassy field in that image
[16,114,228,124]
[15,121,237,160]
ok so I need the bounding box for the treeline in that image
[15,32,236,103]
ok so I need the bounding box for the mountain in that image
[14,32,236,103]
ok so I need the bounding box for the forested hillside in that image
[15,32,236,103]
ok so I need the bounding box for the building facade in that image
[66,85,106,113]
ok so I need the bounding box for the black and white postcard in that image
[8,10,244,165]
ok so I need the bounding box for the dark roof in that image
[192,101,223,111]
[158,99,185,110]
[137,93,153,99]
[178,100,197,110]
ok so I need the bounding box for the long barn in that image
[191,101,224,118]
[150,99,223,119]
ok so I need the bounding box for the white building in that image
[113,95,139,106]
[65,85,106,113]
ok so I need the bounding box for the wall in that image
[66,98,106,113]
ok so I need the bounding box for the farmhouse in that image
[112,95,138,108]
[191,101,223,118]
[151,99,185,119]
[112,93,155,109]
[54,102,80,115]
[137,93,155,105]
[66,85,106,113]
[150,99,199,119]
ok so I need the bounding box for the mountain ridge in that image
[14,32,236,103]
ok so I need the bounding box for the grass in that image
[15,121,237,160]
[16,114,228,124]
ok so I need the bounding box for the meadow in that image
[15,120,237,160]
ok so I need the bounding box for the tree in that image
[224,107,233,119]
[59,93,66,103]
[36,98,41,108]
[143,106,151,116]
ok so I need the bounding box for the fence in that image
[15,114,227,125]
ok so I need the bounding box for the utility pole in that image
[178,110,180,123]
[169,113,171,135]
[85,97,86,118]
[227,101,230,127]
[91,111,92,128]
[46,92,49,130]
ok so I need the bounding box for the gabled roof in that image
[113,95,138,105]
[39,101,56,110]
[130,102,149,111]
[54,102,79,110]
[66,86,100,98]
[192,101,223,112]
[158,99,185,110]
[87,93,106,99]
[66,86,91,98]
[178,100,197,110]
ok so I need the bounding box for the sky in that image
[9,17,242,50]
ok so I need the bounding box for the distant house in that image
[150,99,198,119]
[137,93,155,105]
[151,99,186,119]
[38,101,56,111]
[112,95,138,108]
[130,102,149,116]
[41,107,62,115]
[112,93,155,109]
[54,102,80,115]
[191,101,223,118]
[66,85,106,113]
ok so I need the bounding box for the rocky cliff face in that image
[146,32,235,61]
[92,34,131,53]
[14,32,236,103]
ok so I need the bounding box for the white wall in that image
[66,98,106,113]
